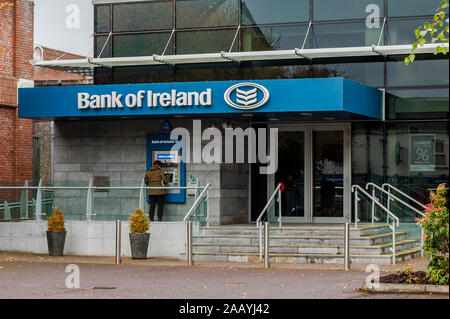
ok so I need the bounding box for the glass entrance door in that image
[268,124,351,223]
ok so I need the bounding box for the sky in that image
[34,0,94,56]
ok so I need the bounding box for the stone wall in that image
[52,118,250,225]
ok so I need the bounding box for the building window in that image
[113,1,173,32]
[176,30,238,54]
[176,0,239,28]
[113,33,173,57]
[95,36,111,58]
[386,59,449,88]
[386,18,430,45]
[387,0,443,17]
[95,5,110,33]
[313,0,384,21]
[241,0,309,25]
[241,25,310,51]
[312,22,381,48]
[386,88,449,120]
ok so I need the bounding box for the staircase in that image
[182,224,422,264]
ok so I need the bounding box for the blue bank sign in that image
[18,78,382,120]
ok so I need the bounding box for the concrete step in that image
[199,224,391,237]
[193,232,407,246]
[181,247,422,265]
[191,239,419,255]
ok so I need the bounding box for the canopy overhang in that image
[33,43,448,77]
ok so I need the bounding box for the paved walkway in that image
[0,251,445,299]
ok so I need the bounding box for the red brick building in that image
[0,0,34,185]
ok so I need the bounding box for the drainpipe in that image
[50,121,54,185]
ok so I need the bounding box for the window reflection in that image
[95,5,110,33]
[242,0,309,25]
[242,25,309,51]
[176,30,238,54]
[312,22,381,48]
[113,33,173,57]
[387,59,449,87]
[388,0,442,17]
[313,0,384,21]
[176,0,238,28]
[386,18,429,45]
[113,2,173,32]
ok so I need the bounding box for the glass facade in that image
[92,0,449,209]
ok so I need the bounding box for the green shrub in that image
[416,183,449,285]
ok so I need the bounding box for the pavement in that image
[0,251,447,299]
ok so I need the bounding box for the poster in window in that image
[409,134,436,172]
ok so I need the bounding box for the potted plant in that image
[46,206,66,256]
[129,208,150,259]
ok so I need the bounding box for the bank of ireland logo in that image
[224,82,270,110]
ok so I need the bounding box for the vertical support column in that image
[354,189,359,228]
[259,222,263,261]
[420,227,424,257]
[391,221,396,265]
[344,223,351,271]
[187,221,193,266]
[4,202,11,220]
[20,181,29,219]
[139,178,145,211]
[371,188,375,225]
[36,179,43,221]
[86,179,93,221]
[278,189,282,229]
[115,220,122,265]
[206,186,210,227]
[264,222,270,268]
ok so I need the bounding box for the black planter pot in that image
[129,233,150,259]
[46,231,66,256]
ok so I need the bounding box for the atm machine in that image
[152,150,181,195]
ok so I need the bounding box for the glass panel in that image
[386,59,449,87]
[242,0,309,25]
[95,5,110,33]
[176,0,238,28]
[176,64,238,82]
[312,22,381,48]
[387,89,449,120]
[242,25,309,51]
[94,68,112,85]
[113,66,174,84]
[176,30,238,54]
[388,0,442,17]
[386,18,430,45]
[241,64,311,80]
[95,35,111,58]
[113,33,172,57]
[113,1,173,32]
[276,131,305,218]
[313,131,344,218]
[313,0,384,21]
[312,62,384,87]
[385,122,449,208]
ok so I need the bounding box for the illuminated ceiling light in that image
[268,118,280,121]
[173,114,186,118]
[301,112,313,116]
[324,117,335,120]
[241,113,254,117]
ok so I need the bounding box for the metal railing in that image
[183,183,211,225]
[256,183,282,261]
[352,185,400,264]
[382,183,427,211]
[0,179,209,222]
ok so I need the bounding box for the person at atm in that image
[144,160,169,221]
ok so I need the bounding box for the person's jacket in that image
[144,166,168,196]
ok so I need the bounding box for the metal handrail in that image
[352,185,399,228]
[382,183,427,210]
[366,183,426,221]
[256,183,282,228]
[256,183,282,261]
[352,185,400,264]
[183,184,211,223]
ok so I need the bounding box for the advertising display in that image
[409,134,436,172]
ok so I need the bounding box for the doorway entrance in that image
[268,124,351,223]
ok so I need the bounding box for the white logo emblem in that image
[224,82,270,110]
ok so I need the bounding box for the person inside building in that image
[144,160,168,221]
